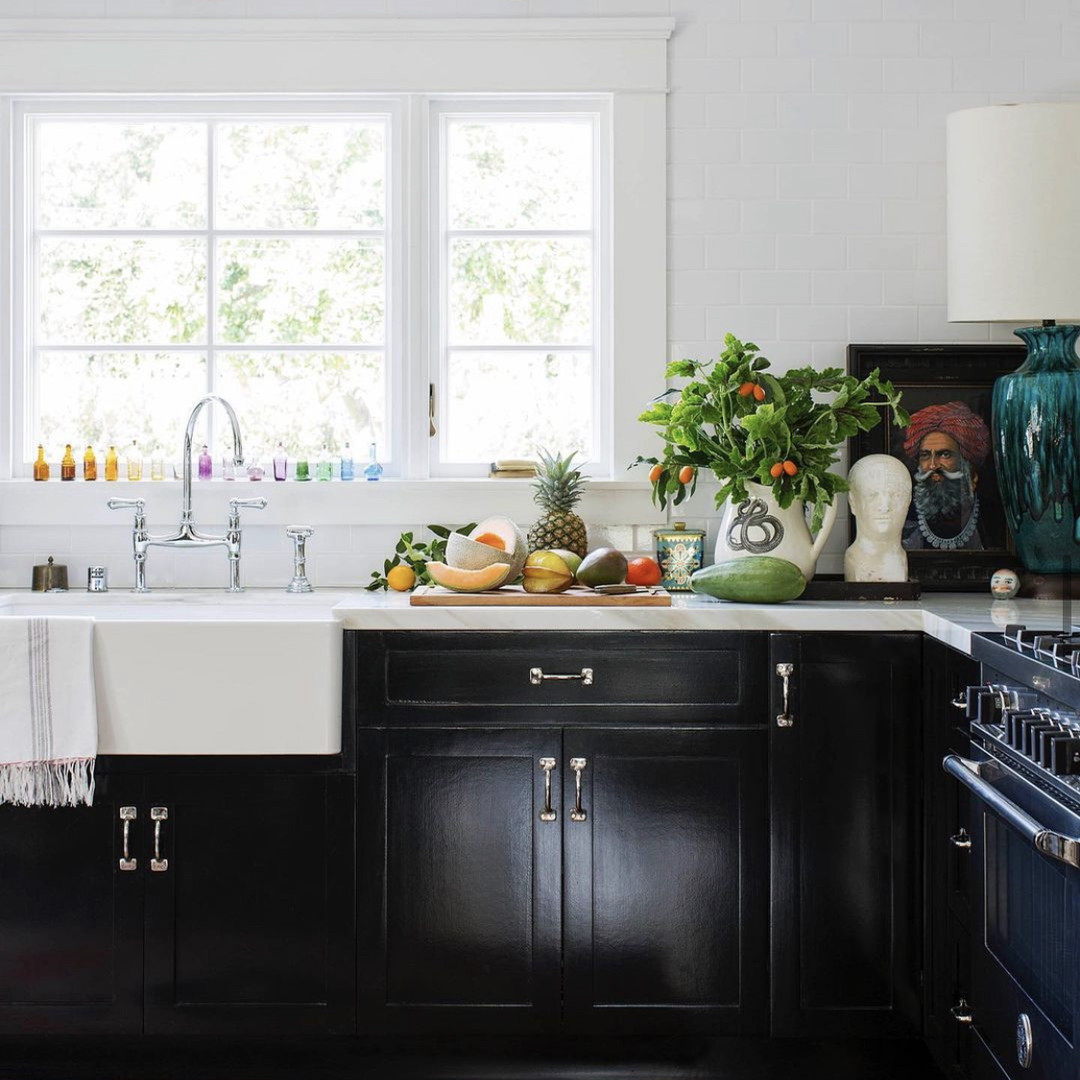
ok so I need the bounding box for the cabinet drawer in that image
[348,631,767,725]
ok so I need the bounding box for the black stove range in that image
[947,623,1080,1080]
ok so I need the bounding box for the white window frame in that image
[0,17,670,526]
[12,95,404,477]
[427,96,612,478]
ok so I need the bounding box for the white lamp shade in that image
[947,103,1080,323]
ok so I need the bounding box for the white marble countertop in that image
[3,588,1075,657]
[332,591,1078,655]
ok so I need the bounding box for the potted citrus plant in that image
[634,334,909,579]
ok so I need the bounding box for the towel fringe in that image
[0,759,95,808]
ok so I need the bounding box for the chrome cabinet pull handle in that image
[570,758,587,822]
[950,828,972,850]
[539,759,557,822]
[530,667,593,686]
[119,806,137,871]
[150,807,169,872]
[951,998,974,1025]
[776,662,795,727]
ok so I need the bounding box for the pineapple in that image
[527,449,589,558]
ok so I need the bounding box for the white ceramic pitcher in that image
[714,481,838,581]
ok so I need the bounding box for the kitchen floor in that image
[0,1037,945,1080]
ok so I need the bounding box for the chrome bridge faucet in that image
[107,395,267,593]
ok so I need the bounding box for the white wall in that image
[3,0,1078,588]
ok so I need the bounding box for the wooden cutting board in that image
[410,585,672,607]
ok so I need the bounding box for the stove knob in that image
[1050,737,1080,776]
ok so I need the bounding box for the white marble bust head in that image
[845,454,912,583]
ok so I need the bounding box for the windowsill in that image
[0,475,674,528]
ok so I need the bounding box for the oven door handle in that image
[943,755,1080,870]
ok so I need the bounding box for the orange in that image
[738,381,755,397]
[648,463,664,484]
[752,384,766,402]
[782,460,798,476]
[678,465,695,484]
[626,557,662,587]
[386,565,417,592]
[770,462,784,478]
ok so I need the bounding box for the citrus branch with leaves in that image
[631,334,910,533]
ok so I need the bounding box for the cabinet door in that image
[0,771,142,1034]
[923,638,979,1078]
[769,632,922,1038]
[142,772,355,1035]
[563,727,768,1035]
[357,728,562,1035]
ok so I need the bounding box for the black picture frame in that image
[846,343,1025,592]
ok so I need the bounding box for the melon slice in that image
[446,516,528,580]
[427,561,513,593]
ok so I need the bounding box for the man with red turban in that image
[901,401,991,551]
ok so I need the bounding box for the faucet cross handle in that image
[228,497,267,525]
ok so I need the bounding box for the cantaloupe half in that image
[445,516,528,580]
[427,561,513,593]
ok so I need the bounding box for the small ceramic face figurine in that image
[845,454,913,583]
[990,568,1021,600]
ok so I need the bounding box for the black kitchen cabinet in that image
[356,727,562,1034]
[923,638,980,1080]
[769,632,922,1038]
[352,631,770,1038]
[0,765,354,1037]
[562,726,768,1035]
[143,771,356,1035]
[0,771,143,1035]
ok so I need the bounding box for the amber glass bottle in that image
[105,445,119,482]
[60,444,76,481]
[83,445,97,481]
[33,445,50,481]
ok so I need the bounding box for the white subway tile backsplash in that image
[778,91,848,128]
[706,92,779,129]
[850,21,920,56]
[740,58,814,92]
[669,235,707,270]
[706,163,780,199]
[776,20,849,57]
[920,21,991,57]
[847,93,918,128]
[812,128,882,163]
[812,57,882,92]
[706,234,776,269]
[848,305,919,341]
[778,304,849,340]
[777,163,848,197]
[848,235,917,270]
[705,304,778,342]
[741,128,813,162]
[812,198,881,233]
[707,21,777,57]
[740,271,812,304]
[776,234,844,269]
[741,199,812,234]
[952,56,1025,90]
[882,57,953,91]
[671,127,740,163]
[811,270,883,305]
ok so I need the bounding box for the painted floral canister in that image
[654,522,705,592]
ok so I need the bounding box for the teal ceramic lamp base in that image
[993,324,1080,573]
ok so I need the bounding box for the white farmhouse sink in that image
[0,590,351,756]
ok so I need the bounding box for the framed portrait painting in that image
[847,343,1025,591]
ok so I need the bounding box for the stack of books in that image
[489,459,538,479]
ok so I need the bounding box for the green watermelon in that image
[690,557,807,604]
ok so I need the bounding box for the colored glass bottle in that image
[150,457,164,481]
[33,445,49,482]
[61,444,76,481]
[83,445,97,481]
[340,442,354,482]
[125,441,142,482]
[315,444,333,481]
[295,457,310,481]
[198,444,212,480]
[105,445,119,482]
[273,443,287,481]
[363,442,383,482]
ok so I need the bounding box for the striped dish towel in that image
[0,617,97,807]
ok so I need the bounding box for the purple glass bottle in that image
[198,444,213,480]
[273,442,287,481]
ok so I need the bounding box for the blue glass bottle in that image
[340,442,355,482]
[363,442,383,482]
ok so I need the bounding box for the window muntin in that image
[22,107,392,470]
[434,105,606,473]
